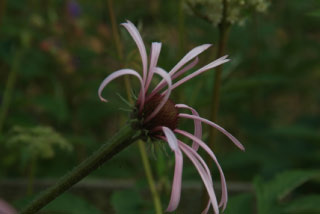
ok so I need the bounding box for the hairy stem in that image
[107,1,163,213]
[20,124,141,214]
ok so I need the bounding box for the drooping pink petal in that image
[149,57,199,98]
[159,130,183,212]
[178,113,245,151]
[178,141,217,214]
[203,200,211,214]
[151,44,211,95]
[167,148,183,212]
[144,67,172,122]
[121,21,148,84]
[178,141,219,214]
[145,42,162,92]
[98,69,145,110]
[175,129,228,210]
[175,104,202,151]
[171,55,230,91]
[162,127,179,152]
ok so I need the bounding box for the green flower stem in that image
[138,140,163,214]
[20,124,141,214]
[107,2,163,213]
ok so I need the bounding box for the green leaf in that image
[254,170,320,214]
[283,195,320,213]
[272,170,320,200]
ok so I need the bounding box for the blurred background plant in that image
[0,0,320,213]
[3,125,72,194]
[185,0,269,26]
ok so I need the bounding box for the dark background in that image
[0,0,320,213]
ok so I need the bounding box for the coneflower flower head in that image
[98,20,245,214]
[133,94,179,139]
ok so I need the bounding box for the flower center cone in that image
[141,94,179,132]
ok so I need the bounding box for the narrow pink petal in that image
[145,42,162,92]
[149,57,199,97]
[171,55,230,91]
[178,142,216,214]
[178,141,220,214]
[144,67,172,122]
[158,133,183,212]
[169,44,212,76]
[172,57,199,80]
[175,104,202,151]
[166,149,183,212]
[178,113,245,151]
[121,21,148,84]
[175,129,228,210]
[202,200,211,214]
[98,69,145,110]
[151,44,211,95]
[162,127,179,152]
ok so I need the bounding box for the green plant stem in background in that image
[27,156,37,195]
[209,0,231,152]
[202,0,231,209]
[107,0,123,60]
[137,140,163,214]
[0,71,17,134]
[150,0,159,18]
[0,0,6,27]
[107,1,163,213]
[107,0,132,98]
[20,124,141,214]
[178,0,186,57]
[0,51,23,135]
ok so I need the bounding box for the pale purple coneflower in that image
[98,20,245,214]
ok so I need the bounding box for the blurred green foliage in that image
[0,0,319,213]
[254,170,320,214]
[5,125,72,163]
